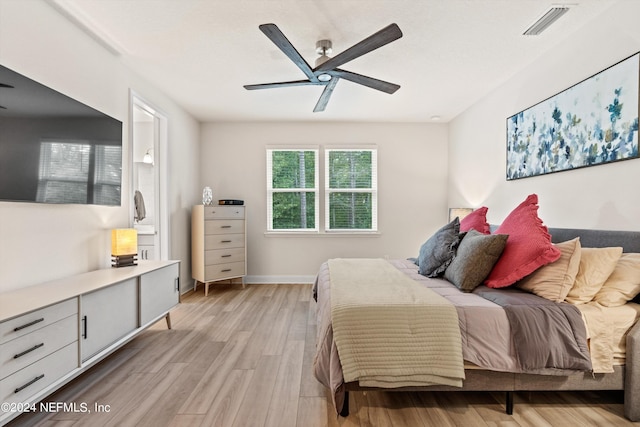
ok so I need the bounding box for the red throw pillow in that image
[459,207,490,234]
[484,194,561,288]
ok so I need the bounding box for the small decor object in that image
[218,199,244,205]
[111,228,138,267]
[507,52,639,180]
[202,186,213,205]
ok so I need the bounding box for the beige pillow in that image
[565,247,622,305]
[593,253,640,307]
[516,238,581,302]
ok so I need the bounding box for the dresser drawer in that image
[204,206,245,220]
[0,299,77,345]
[0,342,78,407]
[205,233,245,250]
[205,262,246,281]
[1,315,78,380]
[205,248,245,266]
[204,219,244,235]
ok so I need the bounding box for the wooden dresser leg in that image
[205,282,210,297]
[165,313,172,330]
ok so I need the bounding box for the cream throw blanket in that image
[329,258,465,388]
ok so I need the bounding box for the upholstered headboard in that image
[547,227,640,253]
[488,225,640,253]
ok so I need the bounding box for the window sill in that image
[264,231,381,238]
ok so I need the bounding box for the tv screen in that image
[0,64,123,205]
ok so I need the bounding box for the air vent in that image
[523,6,570,36]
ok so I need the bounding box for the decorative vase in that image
[202,186,213,206]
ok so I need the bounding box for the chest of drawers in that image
[192,205,246,296]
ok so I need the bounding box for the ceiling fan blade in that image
[329,69,400,94]
[313,78,339,112]
[259,24,318,82]
[244,80,319,90]
[315,23,402,72]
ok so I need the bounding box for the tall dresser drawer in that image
[0,299,77,345]
[205,248,245,265]
[0,342,78,407]
[204,219,244,235]
[1,315,78,380]
[204,206,245,220]
[205,262,246,281]
[205,233,245,250]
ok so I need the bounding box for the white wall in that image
[448,1,640,231]
[201,122,448,281]
[0,0,200,292]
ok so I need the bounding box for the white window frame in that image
[266,146,319,232]
[324,146,378,233]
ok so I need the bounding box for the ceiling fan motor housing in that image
[315,39,332,67]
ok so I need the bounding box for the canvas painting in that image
[506,52,639,180]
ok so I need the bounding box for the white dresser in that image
[192,205,246,295]
[0,261,180,425]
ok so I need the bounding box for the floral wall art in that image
[506,52,639,180]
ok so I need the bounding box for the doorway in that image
[130,92,169,260]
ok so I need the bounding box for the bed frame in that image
[341,227,640,421]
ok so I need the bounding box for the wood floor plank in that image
[167,414,204,427]
[231,355,280,427]
[179,331,252,414]
[296,397,329,427]
[103,363,189,427]
[199,369,254,427]
[264,340,306,427]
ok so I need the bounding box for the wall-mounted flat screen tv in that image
[0,64,123,206]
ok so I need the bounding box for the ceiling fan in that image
[244,23,403,112]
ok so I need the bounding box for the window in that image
[266,148,319,231]
[267,146,377,233]
[325,148,377,232]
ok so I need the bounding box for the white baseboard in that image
[245,275,316,284]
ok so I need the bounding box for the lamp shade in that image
[111,229,138,256]
[448,208,474,222]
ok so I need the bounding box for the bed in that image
[312,226,640,421]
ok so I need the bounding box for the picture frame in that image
[506,52,639,180]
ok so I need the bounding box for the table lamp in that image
[111,228,138,267]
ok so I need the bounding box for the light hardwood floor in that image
[7,283,639,427]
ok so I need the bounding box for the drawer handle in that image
[14,318,45,332]
[82,315,88,339]
[221,269,232,272]
[221,240,232,243]
[221,225,232,229]
[14,343,44,359]
[14,374,45,394]
[221,254,232,258]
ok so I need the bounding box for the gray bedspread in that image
[473,286,592,374]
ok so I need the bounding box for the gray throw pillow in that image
[418,218,461,277]
[444,229,508,292]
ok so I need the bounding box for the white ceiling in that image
[49,0,620,123]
